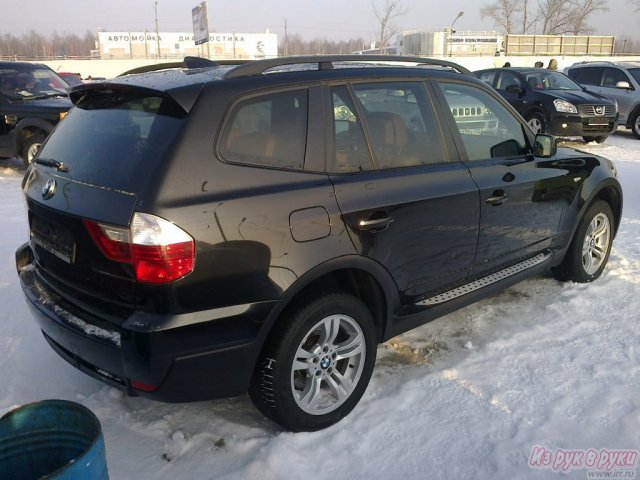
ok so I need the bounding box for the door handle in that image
[357,214,392,232]
[485,191,508,206]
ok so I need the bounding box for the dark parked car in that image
[16,55,622,431]
[475,67,618,143]
[565,61,640,139]
[0,61,72,167]
[57,72,84,87]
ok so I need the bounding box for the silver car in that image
[566,61,640,139]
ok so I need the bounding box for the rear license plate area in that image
[30,216,76,264]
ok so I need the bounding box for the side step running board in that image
[416,252,552,307]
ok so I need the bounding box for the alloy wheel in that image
[582,212,611,275]
[291,314,366,415]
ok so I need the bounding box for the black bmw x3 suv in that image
[475,67,618,143]
[16,55,622,431]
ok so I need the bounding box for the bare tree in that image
[279,34,368,56]
[373,0,407,53]
[567,0,608,34]
[537,0,573,34]
[617,34,640,53]
[480,0,522,33]
[481,0,607,34]
[630,0,640,10]
[521,0,539,34]
[0,30,96,59]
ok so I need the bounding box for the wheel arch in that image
[522,105,547,121]
[14,118,54,153]
[626,102,640,129]
[260,256,400,353]
[591,183,623,236]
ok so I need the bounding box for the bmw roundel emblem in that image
[42,178,57,200]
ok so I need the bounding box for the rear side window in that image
[220,89,308,170]
[329,86,374,173]
[352,82,448,167]
[38,92,186,192]
[568,67,602,86]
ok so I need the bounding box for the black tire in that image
[582,136,607,144]
[553,200,614,283]
[249,292,377,432]
[21,132,47,168]
[525,111,547,134]
[631,110,640,140]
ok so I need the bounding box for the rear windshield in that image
[38,91,186,192]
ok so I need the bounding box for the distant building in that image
[97,31,277,59]
[397,30,504,57]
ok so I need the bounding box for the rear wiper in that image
[35,158,69,172]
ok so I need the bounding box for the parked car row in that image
[473,61,640,144]
[474,66,618,144]
[15,54,622,431]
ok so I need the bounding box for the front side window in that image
[627,68,640,85]
[496,71,521,90]
[220,89,308,169]
[438,82,527,162]
[352,82,447,168]
[477,71,496,86]
[568,67,602,86]
[603,68,630,88]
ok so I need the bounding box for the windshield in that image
[524,71,582,91]
[628,68,640,85]
[0,65,69,100]
[38,91,186,192]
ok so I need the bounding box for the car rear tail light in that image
[131,380,159,392]
[84,212,194,284]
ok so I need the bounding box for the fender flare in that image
[10,118,55,154]
[257,255,401,348]
[558,177,623,262]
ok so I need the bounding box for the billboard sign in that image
[192,2,209,45]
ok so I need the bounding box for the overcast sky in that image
[2,0,639,42]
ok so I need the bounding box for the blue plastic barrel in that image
[0,400,109,480]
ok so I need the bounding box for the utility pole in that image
[154,1,161,58]
[449,11,464,57]
[284,19,288,56]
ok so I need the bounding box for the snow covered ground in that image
[1,131,639,480]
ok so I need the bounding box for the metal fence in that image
[505,35,615,56]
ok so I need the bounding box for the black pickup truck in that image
[0,61,72,167]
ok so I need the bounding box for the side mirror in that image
[505,84,524,95]
[534,134,557,158]
[490,139,523,158]
[616,81,632,90]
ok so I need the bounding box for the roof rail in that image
[118,57,248,77]
[571,60,617,66]
[224,55,471,79]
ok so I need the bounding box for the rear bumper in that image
[16,243,277,402]
[548,114,617,137]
